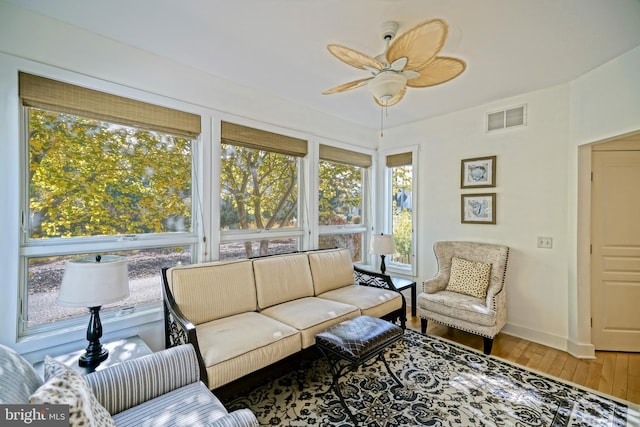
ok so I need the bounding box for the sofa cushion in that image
[418,290,496,327]
[29,357,115,427]
[259,296,360,348]
[445,256,492,299]
[253,253,314,309]
[308,248,354,295]
[196,312,301,389]
[0,344,43,404]
[167,260,257,324]
[111,381,229,427]
[318,285,402,319]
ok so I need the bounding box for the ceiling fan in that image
[323,19,466,107]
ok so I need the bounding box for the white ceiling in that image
[8,0,640,129]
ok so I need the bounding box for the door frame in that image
[575,131,640,357]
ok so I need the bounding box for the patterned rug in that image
[225,329,639,426]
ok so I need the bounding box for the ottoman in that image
[315,315,404,425]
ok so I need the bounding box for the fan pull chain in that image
[380,102,390,137]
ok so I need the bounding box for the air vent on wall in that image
[487,104,527,132]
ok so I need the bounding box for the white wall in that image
[382,85,572,350]
[0,2,375,359]
[566,45,640,356]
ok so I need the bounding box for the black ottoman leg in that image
[378,353,403,388]
[318,348,359,426]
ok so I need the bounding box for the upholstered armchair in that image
[417,241,509,354]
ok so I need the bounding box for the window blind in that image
[221,121,307,157]
[319,144,372,168]
[19,72,201,139]
[386,152,412,167]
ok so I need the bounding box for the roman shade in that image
[319,144,372,168]
[386,152,412,168]
[221,121,307,157]
[18,72,201,139]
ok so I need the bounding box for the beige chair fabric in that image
[417,241,509,354]
[253,253,315,310]
[167,260,257,325]
[308,248,354,295]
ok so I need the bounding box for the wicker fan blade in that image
[386,19,447,71]
[374,86,406,107]
[323,77,372,94]
[327,44,384,71]
[407,57,466,88]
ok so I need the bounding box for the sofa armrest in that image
[353,266,399,291]
[162,267,208,386]
[206,409,259,427]
[84,344,200,416]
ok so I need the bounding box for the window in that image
[219,122,307,260]
[318,144,371,262]
[19,72,200,335]
[386,150,416,274]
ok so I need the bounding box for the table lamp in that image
[370,233,396,274]
[57,255,129,367]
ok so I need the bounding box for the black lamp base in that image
[379,254,387,275]
[79,347,108,367]
[79,306,109,367]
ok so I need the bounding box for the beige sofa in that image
[162,248,405,390]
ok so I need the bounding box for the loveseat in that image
[162,248,406,390]
[0,342,258,427]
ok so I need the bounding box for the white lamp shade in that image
[57,255,130,307]
[370,234,396,255]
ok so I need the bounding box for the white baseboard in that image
[566,339,596,359]
[502,322,594,359]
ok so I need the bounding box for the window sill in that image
[16,304,164,363]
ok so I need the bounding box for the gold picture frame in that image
[461,193,496,224]
[461,155,496,188]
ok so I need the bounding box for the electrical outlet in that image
[537,236,553,249]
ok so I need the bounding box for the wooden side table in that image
[391,276,417,317]
[33,335,152,376]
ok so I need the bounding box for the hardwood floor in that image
[406,311,640,404]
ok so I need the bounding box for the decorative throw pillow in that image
[445,256,492,299]
[29,357,115,427]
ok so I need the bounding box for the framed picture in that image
[461,193,496,224]
[461,155,496,188]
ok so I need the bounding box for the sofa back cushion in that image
[253,253,314,309]
[166,260,257,325]
[308,248,354,295]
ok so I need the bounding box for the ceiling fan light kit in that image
[323,18,466,108]
[368,71,407,103]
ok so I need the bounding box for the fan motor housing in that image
[381,21,399,40]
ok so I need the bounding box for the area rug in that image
[224,329,639,426]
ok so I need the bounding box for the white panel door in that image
[591,143,640,351]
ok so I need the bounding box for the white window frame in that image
[216,119,308,259]
[316,141,372,263]
[381,145,418,276]
[17,79,203,340]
